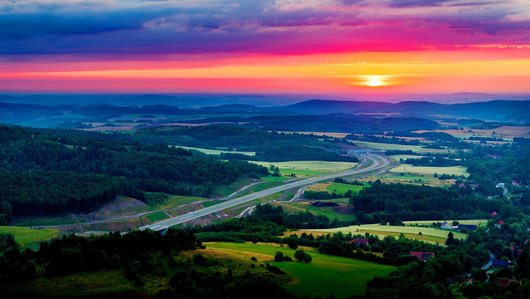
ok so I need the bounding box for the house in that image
[512,180,522,187]
[490,211,498,217]
[440,221,451,229]
[409,251,435,262]
[440,221,458,230]
[458,224,478,231]
[351,238,369,247]
[487,154,501,159]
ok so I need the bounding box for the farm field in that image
[293,224,467,245]
[250,161,357,177]
[203,242,395,298]
[403,219,488,226]
[174,145,256,156]
[360,172,452,187]
[415,126,530,140]
[0,226,60,248]
[390,164,469,177]
[351,141,448,154]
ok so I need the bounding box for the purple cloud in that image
[0,0,528,59]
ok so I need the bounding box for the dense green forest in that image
[133,125,357,162]
[349,182,513,223]
[0,125,267,221]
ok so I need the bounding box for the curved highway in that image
[141,153,391,231]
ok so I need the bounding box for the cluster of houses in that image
[439,221,478,232]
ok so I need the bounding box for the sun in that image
[364,75,386,87]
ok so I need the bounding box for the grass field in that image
[390,164,469,177]
[326,182,366,195]
[294,224,467,245]
[215,177,256,196]
[251,161,357,177]
[274,201,354,222]
[390,154,425,161]
[143,211,170,223]
[261,176,290,182]
[360,172,453,187]
[203,242,395,298]
[351,141,448,154]
[404,219,488,226]
[174,145,256,156]
[0,226,60,248]
[150,195,207,210]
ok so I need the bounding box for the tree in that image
[294,249,312,263]
[274,251,284,262]
[446,232,457,246]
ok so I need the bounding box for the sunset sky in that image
[1,0,530,99]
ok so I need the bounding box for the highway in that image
[140,153,391,231]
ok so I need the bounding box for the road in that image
[140,153,391,231]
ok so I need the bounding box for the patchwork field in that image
[174,145,256,156]
[293,224,467,245]
[351,141,448,154]
[390,164,469,177]
[203,242,395,298]
[251,161,357,177]
[0,226,60,248]
[415,126,530,140]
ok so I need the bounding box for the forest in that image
[132,125,358,162]
[0,125,267,221]
[349,182,513,223]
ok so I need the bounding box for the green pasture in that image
[204,242,394,299]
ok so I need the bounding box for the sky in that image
[1,0,530,99]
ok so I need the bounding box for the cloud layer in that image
[1,0,529,58]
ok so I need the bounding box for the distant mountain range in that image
[1,95,530,129]
[282,100,530,122]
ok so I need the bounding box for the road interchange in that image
[140,153,392,231]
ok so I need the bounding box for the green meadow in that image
[295,224,467,245]
[251,161,357,177]
[203,242,395,299]
[326,182,367,195]
[0,226,60,248]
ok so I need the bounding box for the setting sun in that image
[363,75,387,87]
